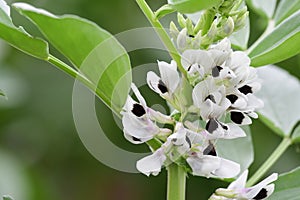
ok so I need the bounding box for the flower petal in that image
[187,155,221,178]
[136,148,166,176]
[212,157,240,178]
[245,173,278,199]
[158,60,180,93]
[228,170,248,189]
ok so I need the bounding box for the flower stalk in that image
[167,163,186,200]
[135,0,187,77]
[246,137,291,187]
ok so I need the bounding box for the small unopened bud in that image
[170,21,179,39]
[185,18,194,36]
[215,188,236,198]
[177,28,188,50]
[221,16,234,36]
[234,11,248,31]
[177,13,186,28]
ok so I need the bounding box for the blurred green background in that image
[0,0,299,200]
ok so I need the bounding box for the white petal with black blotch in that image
[181,49,214,75]
[221,170,278,200]
[136,148,166,176]
[158,60,180,93]
[226,92,248,109]
[193,78,231,120]
[230,110,252,125]
[244,173,278,200]
[147,60,180,96]
[204,119,246,139]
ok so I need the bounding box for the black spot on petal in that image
[188,34,195,38]
[132,136,142,142]
[187,65,192,71]
[226,94,238,104]
[203,143,217,156]
[253,188,268,200]
[238,85,253,95]
[206,119,219,133]
[221,124,228,130]
[212,66,223,77]
[205,94,216,103]
[185,136,192,148]
[132,103,146,117]
[158,80,168,93]
[230,111,244,124]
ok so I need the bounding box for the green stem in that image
[246,137,291,187]
[167,163,186,200]
[135,0,187,77]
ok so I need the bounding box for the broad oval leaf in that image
[274,0,300,25]
[268,167,300,200]
[216,126,253,174]
[246,0,276,18]
[13,3,132,113]
[292,124,300,143]
[0,0,48,59]
[249,11,300,67]
[168,0,222,14]
[256,65,300,137]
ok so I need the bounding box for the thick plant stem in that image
[246,137,291,187]
[167,164,186,200]
[135,0,187,77]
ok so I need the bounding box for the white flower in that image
[192,77,231,120]
[136,123,190,176]
[186,142,240,178]
[181,38,233,81]
[121,84,173,144]
[136,148,167,176]
[147,60,180,98]
[210,170,278,200]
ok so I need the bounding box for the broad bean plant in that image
[0,0,300,200]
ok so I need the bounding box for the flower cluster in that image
[170,0,248,51]
[121,36,272,198]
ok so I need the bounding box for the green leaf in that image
[13,3,132,113]
[216,126,253,173]
[249,11,300,67]
[168,0,222,14]
[246,0,276,18]
[256,65,300,137]
[229,15,250,50]
[292,124,300,143]
[3,196,14,200]
[0,0,48,59]
[268,167,300,200]
[274,0,300,25]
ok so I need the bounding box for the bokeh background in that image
[0,0,299,199]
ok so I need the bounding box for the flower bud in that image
[234,11,248,31]
[177,13,186,28]
[217,16,234,38]
[170,21,179,39]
